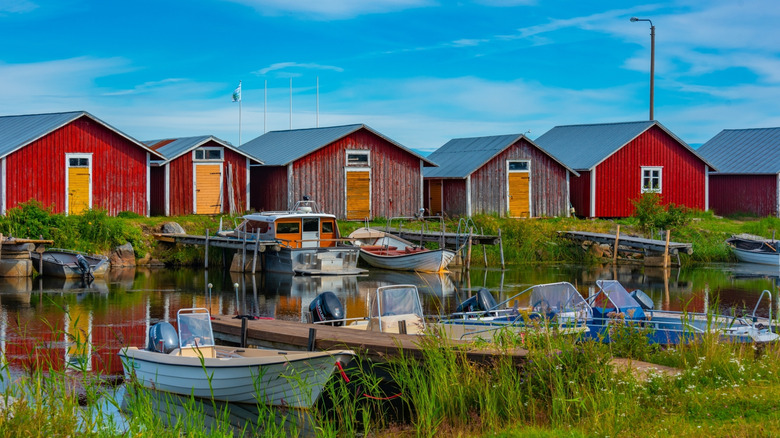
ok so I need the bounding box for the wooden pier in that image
[154,233,281,252]
[210,315,528,365]
[558,229,692,266]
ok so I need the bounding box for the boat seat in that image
[367,314,425,334]
[178,345,216,358]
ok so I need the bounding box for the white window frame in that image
[64,153,93,216]
[193,147,224,162]
[345,150,370,167]
[641,166,663,193]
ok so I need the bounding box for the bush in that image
[631,193,691,236]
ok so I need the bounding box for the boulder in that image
[110,243,136,267]
[161,222,186,234]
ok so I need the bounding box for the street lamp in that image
[630,17,655,120]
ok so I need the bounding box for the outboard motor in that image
[147,322,180,354]
[456,288,498,314]
[630,289,654,311]
[75,254,91,275]
[309,291,345,326]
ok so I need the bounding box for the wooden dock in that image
[154,233,281,252]
[210,315,528,364]
[558,230,692,266]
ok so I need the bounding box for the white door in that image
[301,217,320,248]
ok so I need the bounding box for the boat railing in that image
[455,217,478,253]
[752,290,773,333]
[385,215,447,249]
[42,247,108,261]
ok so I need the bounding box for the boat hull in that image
[264,247,365,275]
[358,248,456,273]
[30,251,109,278]
[731,248,780,266]
[119,346,354,408]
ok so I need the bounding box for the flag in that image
[232,81,242,102]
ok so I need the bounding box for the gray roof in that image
[145,135,262,165]
[0,110,164,159]
[239,124,436,166]
[423,133,578,178]
[535,120,714,171]
[697,127,780,174]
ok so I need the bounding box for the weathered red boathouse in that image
[145,135,262,216]
[423,134,578,218]
[239,124,436,220]
[697,127,780,217]
[0,111,163,216]
[535,121,714,218]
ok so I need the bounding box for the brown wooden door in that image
[508,172,530,218]
[346,170,370,220]
[429,180,443,215]
[195,164,222,214]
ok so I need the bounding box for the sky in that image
[1,0,779,153]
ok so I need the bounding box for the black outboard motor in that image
[630,289,654,311]
[309,291,345,326]
[75,254,91,275]
[456,288,498,314]
[147,322,180,354]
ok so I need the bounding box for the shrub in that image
[631,193,691,236]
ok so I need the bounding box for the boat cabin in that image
[231,199,341,249]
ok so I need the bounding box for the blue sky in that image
[1,0,778,153]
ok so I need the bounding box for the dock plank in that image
[211,315,528,364]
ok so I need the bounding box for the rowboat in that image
[348,227,455,273]
[218,198,364,275]
[119,308,355,408]
[726,234,780,266]
[30,249,109,278]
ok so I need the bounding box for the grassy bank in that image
[3,200,779,267]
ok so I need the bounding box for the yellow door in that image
[429,180,443,215]
[346,170,370,220]
[195,164,222,214]
[68,167,90,215]
[508,172,530,218]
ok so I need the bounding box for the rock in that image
[109,243,136,267]
[0,260,32,277]
[588,244,604,258]
[161,222,186,234]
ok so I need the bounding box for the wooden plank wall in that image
[709,174,777,217]
[149,166,166,216]
[569,170,591,218]
[250,166,288,212]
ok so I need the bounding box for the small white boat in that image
[30,249,109,278]
[349,227,455,273]
[119,308,355,409]
[727,234,780,266]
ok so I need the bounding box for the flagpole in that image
[239,83,242,146]
[289,78,292,130]
[316,76,319,128]
[264,80,267,134]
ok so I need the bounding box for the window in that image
[302,218,319,232]
[276,222,300,234]
[244,220,270,234]
[641,167,662,193]
[194,147,223,161]
[321,221,334,233]
[68,157,89,167]
[508,161,529,171]
[346,150,369,166]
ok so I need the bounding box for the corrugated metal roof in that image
[697,127,780,174]
[423,133,577,178]
[144,135,262,165]
[534,120,714,171]
[238,124,435,166]
[0,110,164,159]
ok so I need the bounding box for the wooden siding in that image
[168,150,194,215]
[469,138,570,217]
[251,166,288,212]
[709,174,778,217]
[221,148,249,214]
[149,166,165,216]
[594,126,706,217]
[345,170,371,220]
[570,171,591,218]
[5,117,148,215]
[287,129,423,219]
[443,179,468,216]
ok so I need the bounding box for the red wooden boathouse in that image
[239,124,436,220]
[0,111,164,216]
[145,135,262,216]
[697,127,780,217]
[423,134,578,218]
[535,121,714,218]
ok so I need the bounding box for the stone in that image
[0,260,32,277]
[109,243,136,267]
[161,222,186,234]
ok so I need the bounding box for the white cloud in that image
[0,0,37,14]
[254,62,344,76]
[225,0,433,19]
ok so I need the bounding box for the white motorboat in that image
[726,234,780,266]
[349,227,455,273]
[119,308,355,409]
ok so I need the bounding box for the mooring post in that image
[466,227,473,270]
[307,328,317,351]
[240,317,248,348]
[204,229,209,269]
[664,229,671,268]
[242,233,247,272]
[481,227,488,267]
[252,231,259,274]
[613,224,621,263]
[498,228,505,270]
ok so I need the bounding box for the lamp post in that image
[630,17,654,120]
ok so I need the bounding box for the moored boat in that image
[348,227,455,273]
[30,249,109,279]
[726,234,780,266]
[119,308,355,409]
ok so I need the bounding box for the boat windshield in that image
[593,280,645,318]
[177,308,215,348]
[369,285,424,318]
[524,282,593,319]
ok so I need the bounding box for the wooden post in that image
[252,231,259,274]
[466,227,473,270]
[613,224,620,263]
[398,320,407,335]
[240,317,248,348]
[37,246,44,276]
[664,229,671,269]
[307,328,317,351]
[498,228,505,270]
[242,232,247,272]
[481,227,488,267]
[204,229,209,269]
[0,233,4,261]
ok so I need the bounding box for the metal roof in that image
[145,135,263,165]
[696,127,780,174]
[423,133,578,178]
[238,124,436,167]
[534,120,714,171]
[0,110,164,159]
